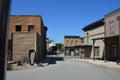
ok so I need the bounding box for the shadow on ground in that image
[40,55,64,65]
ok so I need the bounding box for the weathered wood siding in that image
[12,32,36,61]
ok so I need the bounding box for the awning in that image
[92,35,119,40]
[79,44,92,47]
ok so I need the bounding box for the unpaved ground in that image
[7,56,120,80]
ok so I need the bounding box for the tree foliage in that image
[56,43,64,53]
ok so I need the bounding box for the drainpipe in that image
[0,0,11,80]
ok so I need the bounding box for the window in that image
[16,25,21,32]
[66,40,69,46]
[87,32,89,43]
[71,40,74,46]
[110,21,114,34]
[119,20,120,28]
[75,40,78,45]
[117,17,120,28]
[28,25,34,32]
[81,40,84,44]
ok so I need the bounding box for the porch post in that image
[0,0,11,80]
[117,17,120,60]
[104,39,107,63]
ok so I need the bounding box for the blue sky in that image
[11,0,120,43]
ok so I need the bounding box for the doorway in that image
[110,45,118,61]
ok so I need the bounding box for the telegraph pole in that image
[0,0,11,80]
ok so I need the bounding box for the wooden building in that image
[82,19,105,59]
[104,8,120,61]
[8,15,47,63]
[64,36,83,57]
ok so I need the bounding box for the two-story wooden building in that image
[104,8,120,61]
[82,19,105,59]
[8,15,47,63]
[64,36,83,57]
[82,8,120,61]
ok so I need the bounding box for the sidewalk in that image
[77,59,120,69]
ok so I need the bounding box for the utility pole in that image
[0,0,11,80]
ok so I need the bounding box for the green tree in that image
[56,43,64,53]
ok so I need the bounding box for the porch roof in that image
[92,35,119,40]
[79,43,92,47]
[82,18,104,31]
